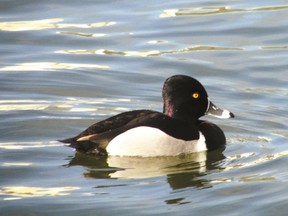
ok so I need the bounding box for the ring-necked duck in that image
[60,75,234,157]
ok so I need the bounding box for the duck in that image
[60,75,234,157]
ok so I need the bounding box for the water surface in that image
[1,0,288,215]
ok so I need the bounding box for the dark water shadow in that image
[67,148,226,190]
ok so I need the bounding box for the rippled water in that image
[1,0,288,215]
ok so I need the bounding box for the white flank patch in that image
[106,126,207,157]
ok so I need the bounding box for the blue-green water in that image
[1,0,288,215]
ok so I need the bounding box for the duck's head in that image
[162,75,234,121]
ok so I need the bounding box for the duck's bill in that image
[205,100,235,119]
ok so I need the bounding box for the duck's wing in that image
[60,109,154,142]
[77,111,200,151]
[59,110,155,153]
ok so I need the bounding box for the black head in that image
[162,75,209,121]
[162,75,234,122]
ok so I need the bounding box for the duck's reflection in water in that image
[68,148,225,190]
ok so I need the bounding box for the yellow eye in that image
[192,92,199,99]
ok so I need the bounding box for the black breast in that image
[197,120,226,151]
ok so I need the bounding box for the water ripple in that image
[160,5,288,17]
[56,45,242,57]
[1,186,79,200]
[0,18,116,31]
[0,62,109,71]
[0,98,131,112]
[0,141,62,150]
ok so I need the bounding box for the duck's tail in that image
[58,137,107,156]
